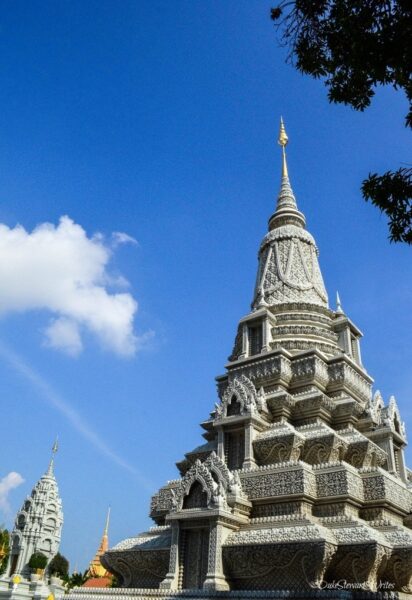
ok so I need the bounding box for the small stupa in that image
[5,441,63,580]
[0,442,65,600]
[83,509,112,588]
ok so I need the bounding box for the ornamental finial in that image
[46,437,59,476]
[278,116,289,178]
[336,292,344,314]
[268,118,306,231]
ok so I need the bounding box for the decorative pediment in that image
[369,390,385,424]
[215,375,262,420]
[369,391,407,439]
[169,452,248,514]
[204,452,247,499]
[171,459,228,512]
[384,395,407,438]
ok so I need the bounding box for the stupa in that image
[5,441,63,580]
[83,509,113,588]
[72,122,412,599]
[0,442,65,600]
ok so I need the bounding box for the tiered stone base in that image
[0,577,65,600]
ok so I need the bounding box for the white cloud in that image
[111,231,138,247]
[0,472,24,516]
[44,317,83,356]
[0,216,142,355]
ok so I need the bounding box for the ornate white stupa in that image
[6,441,63,580]
[70,122,412,599]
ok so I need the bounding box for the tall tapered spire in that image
[87,508,112,579]
[104,506,111,537]
[278,116,289,178]
[46,437,59,477]
[253,119,328,311]
[336,292,344,314]
[268,118,305,230]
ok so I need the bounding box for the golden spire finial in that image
[278,117,289,178]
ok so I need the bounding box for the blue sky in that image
[0,1,411,571]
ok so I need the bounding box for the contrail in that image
[0,340,153,492]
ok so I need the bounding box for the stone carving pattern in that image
[102,550,170,588]
[303,437,347,465]
[206,523,224,577]
[228,355,292,387]
[327,544,389,592]
[383,547,412,593]
[225,524,332,546]
[272,340,339,355]
[328,362,371,402]
[203,452,247,499]
[254,438,303,465]
[223,541,335,591]
[240,468,316,500]
[362,473,411,512]
[316,469,363,501]
[150,483,180,515]
[260,224,317,248]
[345,441,387,469]
[273,324,338,343]
[292,356,329,389]
[260,235,328,308]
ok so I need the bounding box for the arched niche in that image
[183,481,208,509]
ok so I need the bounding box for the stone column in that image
[239,324,248,359]
[397,447,408,482]
[203,522,229,591]
[385,438,396,473]
[354,337,362,365]
[262,315,271,353]
[159,522,180,591]
[344,328,352,356]
[243,423,256,469]
[217,428,225,461]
